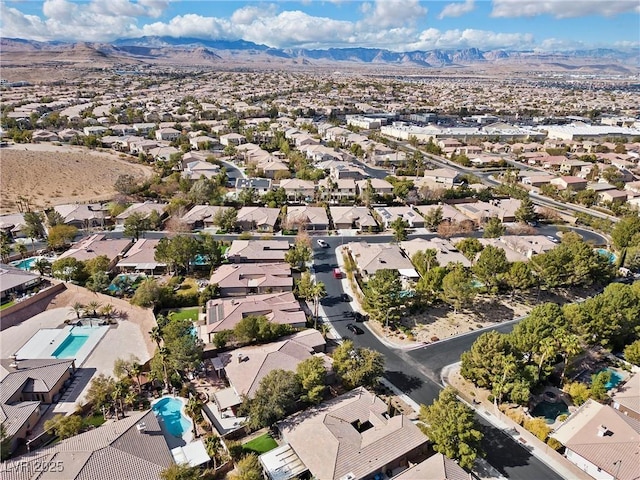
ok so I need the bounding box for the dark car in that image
[340,293,352,302]
[346,323,364,335]
[354,312,368,323]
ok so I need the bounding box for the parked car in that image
[333,268,343,279]
[547,235,559,243]
[346,323,364,335]
[340,293,352,302]
[354,311,368,322]
[317,239,329,248]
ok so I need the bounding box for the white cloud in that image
[141,14,235,40]
[231,4,277,25]
[362,0,427,28]
[409,27,535,50]
[438,0,475,19]
[491,0,640,18]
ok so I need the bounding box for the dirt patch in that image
[0,143,153,213]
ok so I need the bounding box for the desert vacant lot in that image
[0,144,153,213]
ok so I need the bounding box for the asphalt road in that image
[313,238,564,480]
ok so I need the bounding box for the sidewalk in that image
[441,363,593,480]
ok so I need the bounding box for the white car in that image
[547,235,559,243]
[317,239,329,248]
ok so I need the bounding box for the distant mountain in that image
[2,36,638,73]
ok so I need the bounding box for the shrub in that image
[523,418,551,442]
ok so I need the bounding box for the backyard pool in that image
[596,249,617,264]
[152,396,192,438]
[531,400,569,424]
[596,368,624,390]
[52,334,90,358]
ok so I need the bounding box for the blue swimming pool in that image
[596,249,617,264]
[531,400,569,424]
[596,368,624,390]
[52,334,90,358]
[11,257,37,270]
[152,397,192,438]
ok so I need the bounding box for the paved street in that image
[312,239,564,480]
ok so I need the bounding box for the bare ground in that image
[0,143,153,213]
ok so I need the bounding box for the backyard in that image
[241,433,278,455]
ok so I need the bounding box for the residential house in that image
[500,235,558,258]
[220,133,246,146]
[182,160,220,180]
[155,127,181,142]
[329,206,378,231]
[400,238,471,268]
[180,205,232,230]
[300,144,343,162]
[53,203,108,229]
[111,124,136,136]
[225,240,291,263]
[346,242,419,280]
[83,126,107,137]
[522,174,555,187]
[115,202,168,226]
[392,454,473,480]
[413,204,468,225]
[599,189,629,204]
[217,330,329,398]
[551,400,639,480]
[329,162,367,181]
[56,234,132,267]
[550,176,588,191]
[284,206,330,231]
[0,213,26,239]
[0,264,42,302]
[6,409,174,479]
[235,207,281,232]
[116,239,166,274]
[0,358,75,453]
[209,263,293,296]
[279,178,315,202]
[278,387,429,480]
[424,168,463,186]
[257,159,290,179]
[201,292,306,343]
[356,178,394,196]
[611,373,639,421]
[455,199,521,223]
[148,145,180,162]
[132,122,156,135]
[32,130,60,142]
[319,178,357,203]
[374,206,424,229]
[57,128,83,142]
[189,135,218,150]
[235,178,272,198]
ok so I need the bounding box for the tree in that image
[332,340,384,389]
[411,249,439,277]
[86,300,102,317]
[86,271,110,293]
[514,197,537,224]
[32,257,51,275]
[423,206,444,231]
[16,242,28,259]
[51,257,88,283]
[71,302,84,320]
[212,207,238,232]
[624,340,640,366]
[363,269,402,326]
[590,370,611,401]
[455,238,484,264]
[23,211,46,242]
[460,331,514,389]
[523,418,551,443]
[85,374,115,413]
[44,414,83,439]
[123,212,151,241]
[483,217,505,238]
[563,381,591,406]
[296,356,327,404]
[184,396,203,438]
[390,217,409,243]
[419,387,483,470]
[0,423,12,461]
[154,235,200,274]
[284,239,312,270]
[473,245,509,293]
[149,325,163,347]
[160,463,202,480]
[441,266,476,313]
[84,255,110,276]
[114,174,138,195]
[504,261,535,296]
[611,215,640,250]
[241,369,301,429]
[131,278,167,309]
[230,453,263,480]
[198,233,224,266]
[47,224,78,249]
[296,271,326,329]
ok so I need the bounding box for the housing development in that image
[1,3,640,480]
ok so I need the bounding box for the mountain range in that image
[2,36,638,74]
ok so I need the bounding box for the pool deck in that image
[151,395,194,448]
[14,324,110,367]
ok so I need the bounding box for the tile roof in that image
[347,242,416,277]
[279,388,428,480]
[226,240,291,262]
[57,234,132,263]
[0,264,41,294]
[392,453,471,480]
[209,263,293,291]
[236,207,281,229]
[611,373,640,416]
[7,410,173,480]
[0,359,75,404]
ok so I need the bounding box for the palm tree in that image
[130,361,143,394]
[185,396,203,438]
[158,346,170,392]
[124,391,137,411]
[536,337,557,381]
[33,258,51,276]
[17,243,28,259]
[204,435,222,469]
[71,302,84,320]
[149,326,163,348]
[86,300,101,317]
[111,381,128,419]
[100,303,114,320]
[311,281,327,329]
[558,330,583,385]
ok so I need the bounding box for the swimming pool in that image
[531,400,569,424]
[596,368,624,390]
[11,257,38,270]
[596,249,617,264]
[152,396,192,438]
[52,334,90,358]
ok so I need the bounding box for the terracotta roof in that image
[0,359,74,404]
[209,263,293,291]
[226,240,290,262]
[612,373,640,416]
[392,453,471,480]
[57,234,131,262]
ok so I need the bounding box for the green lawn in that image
[0,300,15,311]
[242,433,278,454]
[83,413,106,429]
[168,307,200,322]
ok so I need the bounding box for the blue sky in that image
[1,1,639,51]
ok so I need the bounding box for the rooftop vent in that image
[136,422,147,434]
[597,425,609,437]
